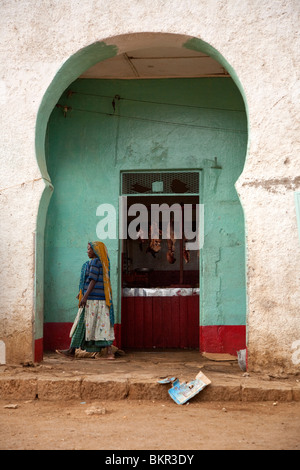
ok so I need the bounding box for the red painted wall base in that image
[42,322,245,359]
[34,337,44,363]
[43,322,122,353]
[199,325,246,356]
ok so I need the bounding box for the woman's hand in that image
[79,280,95,308]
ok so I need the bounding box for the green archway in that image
[34,33,249,361]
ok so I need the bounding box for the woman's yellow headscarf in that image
[78,241,114,325]
[90,241,113,308]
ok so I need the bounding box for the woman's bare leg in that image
[106,346,115,360]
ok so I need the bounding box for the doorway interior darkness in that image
[120,171,200,349]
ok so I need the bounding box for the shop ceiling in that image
[80,46,229,79]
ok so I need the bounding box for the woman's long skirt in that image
[70,300,115,352]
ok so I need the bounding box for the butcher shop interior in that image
[121,171,201,350]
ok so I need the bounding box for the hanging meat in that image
[146,222,162,258]
[137,222,162,258]
[167,238,176,264]
[167,218,190,264]
[183,243,190,263]
[137,226,148,252]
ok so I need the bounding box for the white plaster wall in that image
[0,0,299,370]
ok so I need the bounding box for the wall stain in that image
[242,176,300,193]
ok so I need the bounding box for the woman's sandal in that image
[55,349,75,359]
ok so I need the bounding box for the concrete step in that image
[0,351,299,403]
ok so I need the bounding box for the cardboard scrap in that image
[159,371,211,405]
[202,352,237,362]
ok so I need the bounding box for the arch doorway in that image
[35,33,248,361]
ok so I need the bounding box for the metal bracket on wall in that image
[211,157,222,169]
[56,104,72,118]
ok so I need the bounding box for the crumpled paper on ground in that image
[158,371,211,405]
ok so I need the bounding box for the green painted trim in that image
[34,180,54,340]
[34,41,118,345]
[183,37,249,127]
[35,41,118,181]
[184,37,249,337]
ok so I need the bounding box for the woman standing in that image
[56,241,115,360]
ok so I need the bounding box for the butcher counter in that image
[121,286,199,349]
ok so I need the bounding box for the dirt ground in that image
[1,350,300,450]
[0,398,299,450]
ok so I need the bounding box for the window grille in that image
[122,171,199,195]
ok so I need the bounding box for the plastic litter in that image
[157,377,176,384]
[237,349,247,372]
[159,371,211,405]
